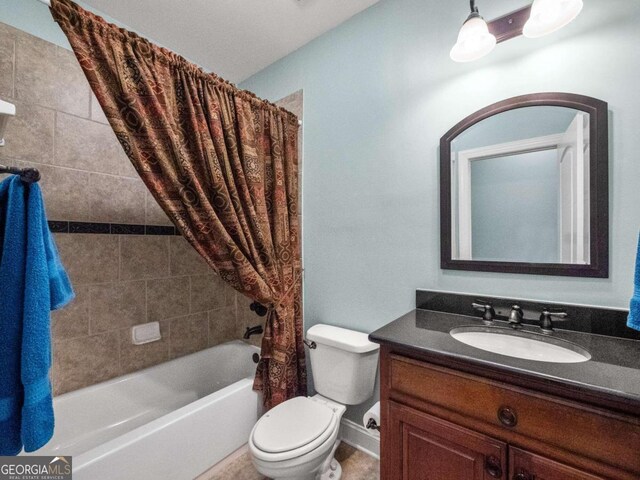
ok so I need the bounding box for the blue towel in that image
[0,175,74,455]
[628,232,640,331]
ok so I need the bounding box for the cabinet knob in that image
[498,406,518,427]
[485,455,503,478]
[514,471,533,480]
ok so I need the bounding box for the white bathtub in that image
[27,341,261,480]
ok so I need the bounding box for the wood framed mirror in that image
[440,93,609,277]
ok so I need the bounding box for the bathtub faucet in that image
[249,301,268,317]
[244,325,264,339]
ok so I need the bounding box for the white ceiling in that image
[81,0,380,83]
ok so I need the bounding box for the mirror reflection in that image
[450,106,590,264]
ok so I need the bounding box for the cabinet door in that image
[509,447,605,480]
[386,401,507,480]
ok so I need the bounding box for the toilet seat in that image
[250,397,340,462]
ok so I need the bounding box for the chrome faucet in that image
[508,305,524,328]
[472,302,495,322]
[539,309,568,333]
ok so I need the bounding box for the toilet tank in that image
[306,324,380,405]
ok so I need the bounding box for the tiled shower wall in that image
[0,21,302,395]
[51,235,243,395]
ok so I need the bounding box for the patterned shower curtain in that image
[50,0,306,409]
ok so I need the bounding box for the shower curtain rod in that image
[34,0,303,127]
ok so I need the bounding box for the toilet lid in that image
[252,397,335,453]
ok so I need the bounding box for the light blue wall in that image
[241,0,640,346]
[0,0,71,48]
[471,150,559,263]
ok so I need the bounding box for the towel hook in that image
[0,164,41,183]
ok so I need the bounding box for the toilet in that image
[248,324,380,480]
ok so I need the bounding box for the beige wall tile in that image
[170,237,211,276]
[0,102,54,162]
[36,163,93,221]
[208,306,238,346]
[90,92,109,125]
[88,173,147,224]
[52,331,120,395]
[0,28,14,98]
[119,152,138,178]
[14,31,89,118]
[54,47,91,118]
[275,90,303,119]
[89,281,146,334]
[190,274,230,313]
[55,112,127,176]
[0,160,94,222]
[120,236,169,280]
[51,284,89,340]
[119,321,169,374]
[147,276,190,321]
[169,312,208,359]
[145,190,173,226]
[55,233,119,285]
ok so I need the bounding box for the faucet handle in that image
[508,305,524,327]
[472,302,495,322]
[539,309,568,333]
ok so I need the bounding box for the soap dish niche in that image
[131,322,162,345]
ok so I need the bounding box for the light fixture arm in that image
[466,0,482,21]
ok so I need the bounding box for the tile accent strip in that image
[48,220,180,236]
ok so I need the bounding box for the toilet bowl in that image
[248,325,380,480]
[249,395,346,480]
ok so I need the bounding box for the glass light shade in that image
[450,16,497,63]
[523,0,584,38]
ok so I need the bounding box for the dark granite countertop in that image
[370,309,640,415]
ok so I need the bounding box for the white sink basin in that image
[450,326,591,363]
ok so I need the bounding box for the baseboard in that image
[338,418,380,459]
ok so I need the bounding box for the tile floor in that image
[198,442,379,480]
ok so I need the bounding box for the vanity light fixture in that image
[451,0,584,63]
[523,0,584,38]
[450,0,497,63]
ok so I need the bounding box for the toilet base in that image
[318,457,342,480]
[259,443,343,480]
[265,458,341,480]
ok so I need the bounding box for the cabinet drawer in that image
[510,447,605,480]
[389,355,640,474]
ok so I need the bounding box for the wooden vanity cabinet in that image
[388,402,507,480]
[380,347,640,480]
